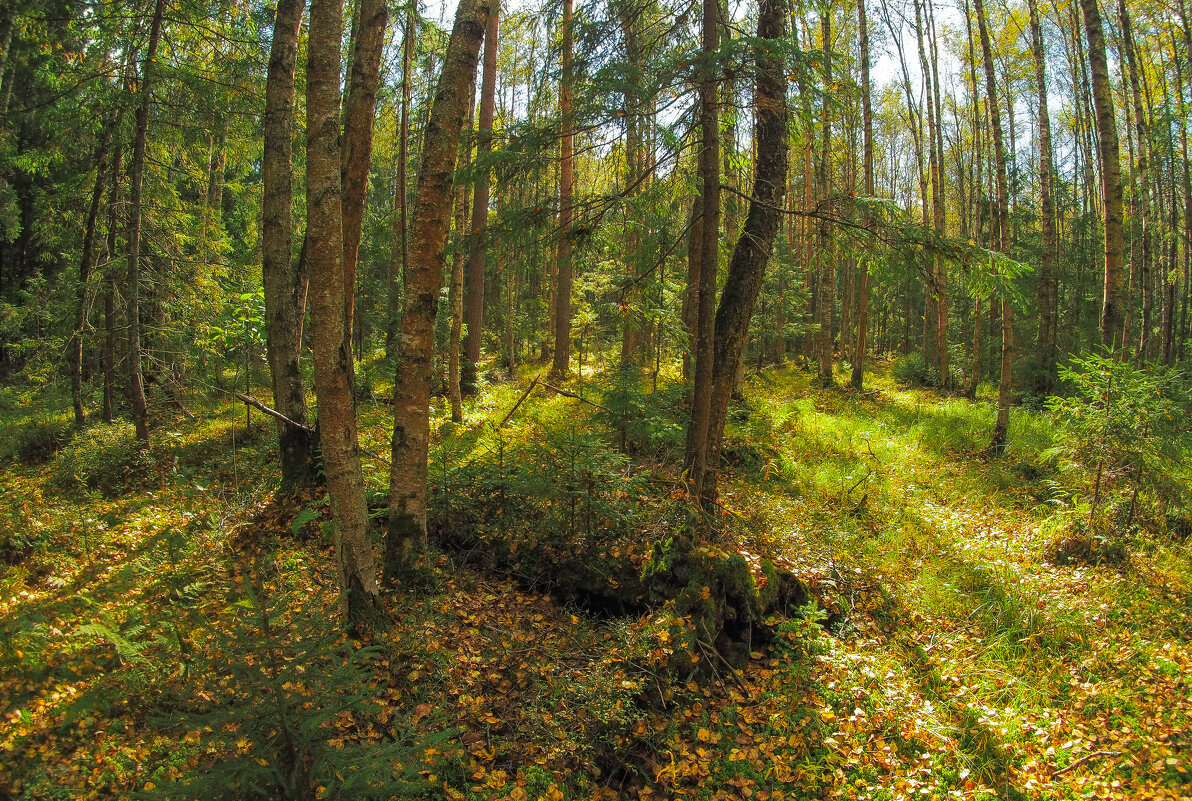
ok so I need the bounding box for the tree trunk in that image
[684,0,720,494]
[386,1,416,359]
[550,0,575,380]
[815,5,834,388]
[340,0,388,353]
[71,111,118,427]
[449,100,475,423]
[125,0,166,447]
[851,0,873,390]
[698,0,787,506]
[1028,0,1057,393]
[263,0,317,488]
[307,0,381,630]
[462,1,499,392]
[386,0,492,582]
[1079,0,1127,350]
[974,0,1014,451]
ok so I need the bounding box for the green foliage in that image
[2,416,72,465]
[52,422,153,496]
[1047,352,1191,527]
[153,588,447,801]
[892,352,932,387]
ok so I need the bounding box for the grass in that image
[1,359,1190,800]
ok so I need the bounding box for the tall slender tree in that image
[262,0,316,488]
[126,0,167,447]
[386,0,493,581]
[851,0,873,390]
[684,0,721,494]
[974,0,1015,451]
[307,0,381,629]
[1079,0,1126,349]
[462,0,499,392]
[551,0,576,380]
[699,0,788,505]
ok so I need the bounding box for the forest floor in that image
[1,362,1190,801]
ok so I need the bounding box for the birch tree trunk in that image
[386,0,492,582]
[307,0,381,630]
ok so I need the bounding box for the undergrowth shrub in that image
[1046,353,1191,536]
[599,370,687,461]
[152,587,448,801]
[892,352,933,387]
[52,422,152,496]
[3,417,72,464]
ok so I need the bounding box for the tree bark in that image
[71,111,118,427]
[125,0,166,447]
[340,0,388,354]
[851,0,873,390]
[1079,0,1127,350]
[386,1,417,359]
[449,99,475,423]
[386,0,492,582]
[550,0,575,380]
[462,1,499,392]
[1028,0,1057,392]
[684,0,720,495]
[815,4,834,388]
[699,0,787,506]
[307,0,381,630]
[263,0,317,488]
[974,0,1014,451]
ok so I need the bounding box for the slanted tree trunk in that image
[684,0,720,494]
[851,0,873,391]
[71,111,118,427]
[307,0,381,630]
[974,0,1014,452]
[262,0,317,488]
[125,0,166,447]
[699,0,787,506]
[386,0,492,582]
[551,0,575,380]
[1028,0,1057,392]
[1079,0,1126,350]
[340,0,388,354]
[462,1,499,392]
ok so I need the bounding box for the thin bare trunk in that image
[974,0,1014,451]
[263,0,316,488]
[341,0,389,351]
[699,0,787,506]
[551,0,575,380]
[1079,0,1127,349]
[126,0,166,447]
[386,0,492,581]
[851,0,873,390]
[307,0,381,629]
[684,0,720,493]
[462,1,499,390]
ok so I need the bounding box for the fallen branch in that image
[234,393,314,434]
[1051,750,1122,778]
[497,373,543,428]
[540,381,611,413]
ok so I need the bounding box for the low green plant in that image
[52,422,153,496]
[892,352,933,387]
[1046,352,1191,534]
